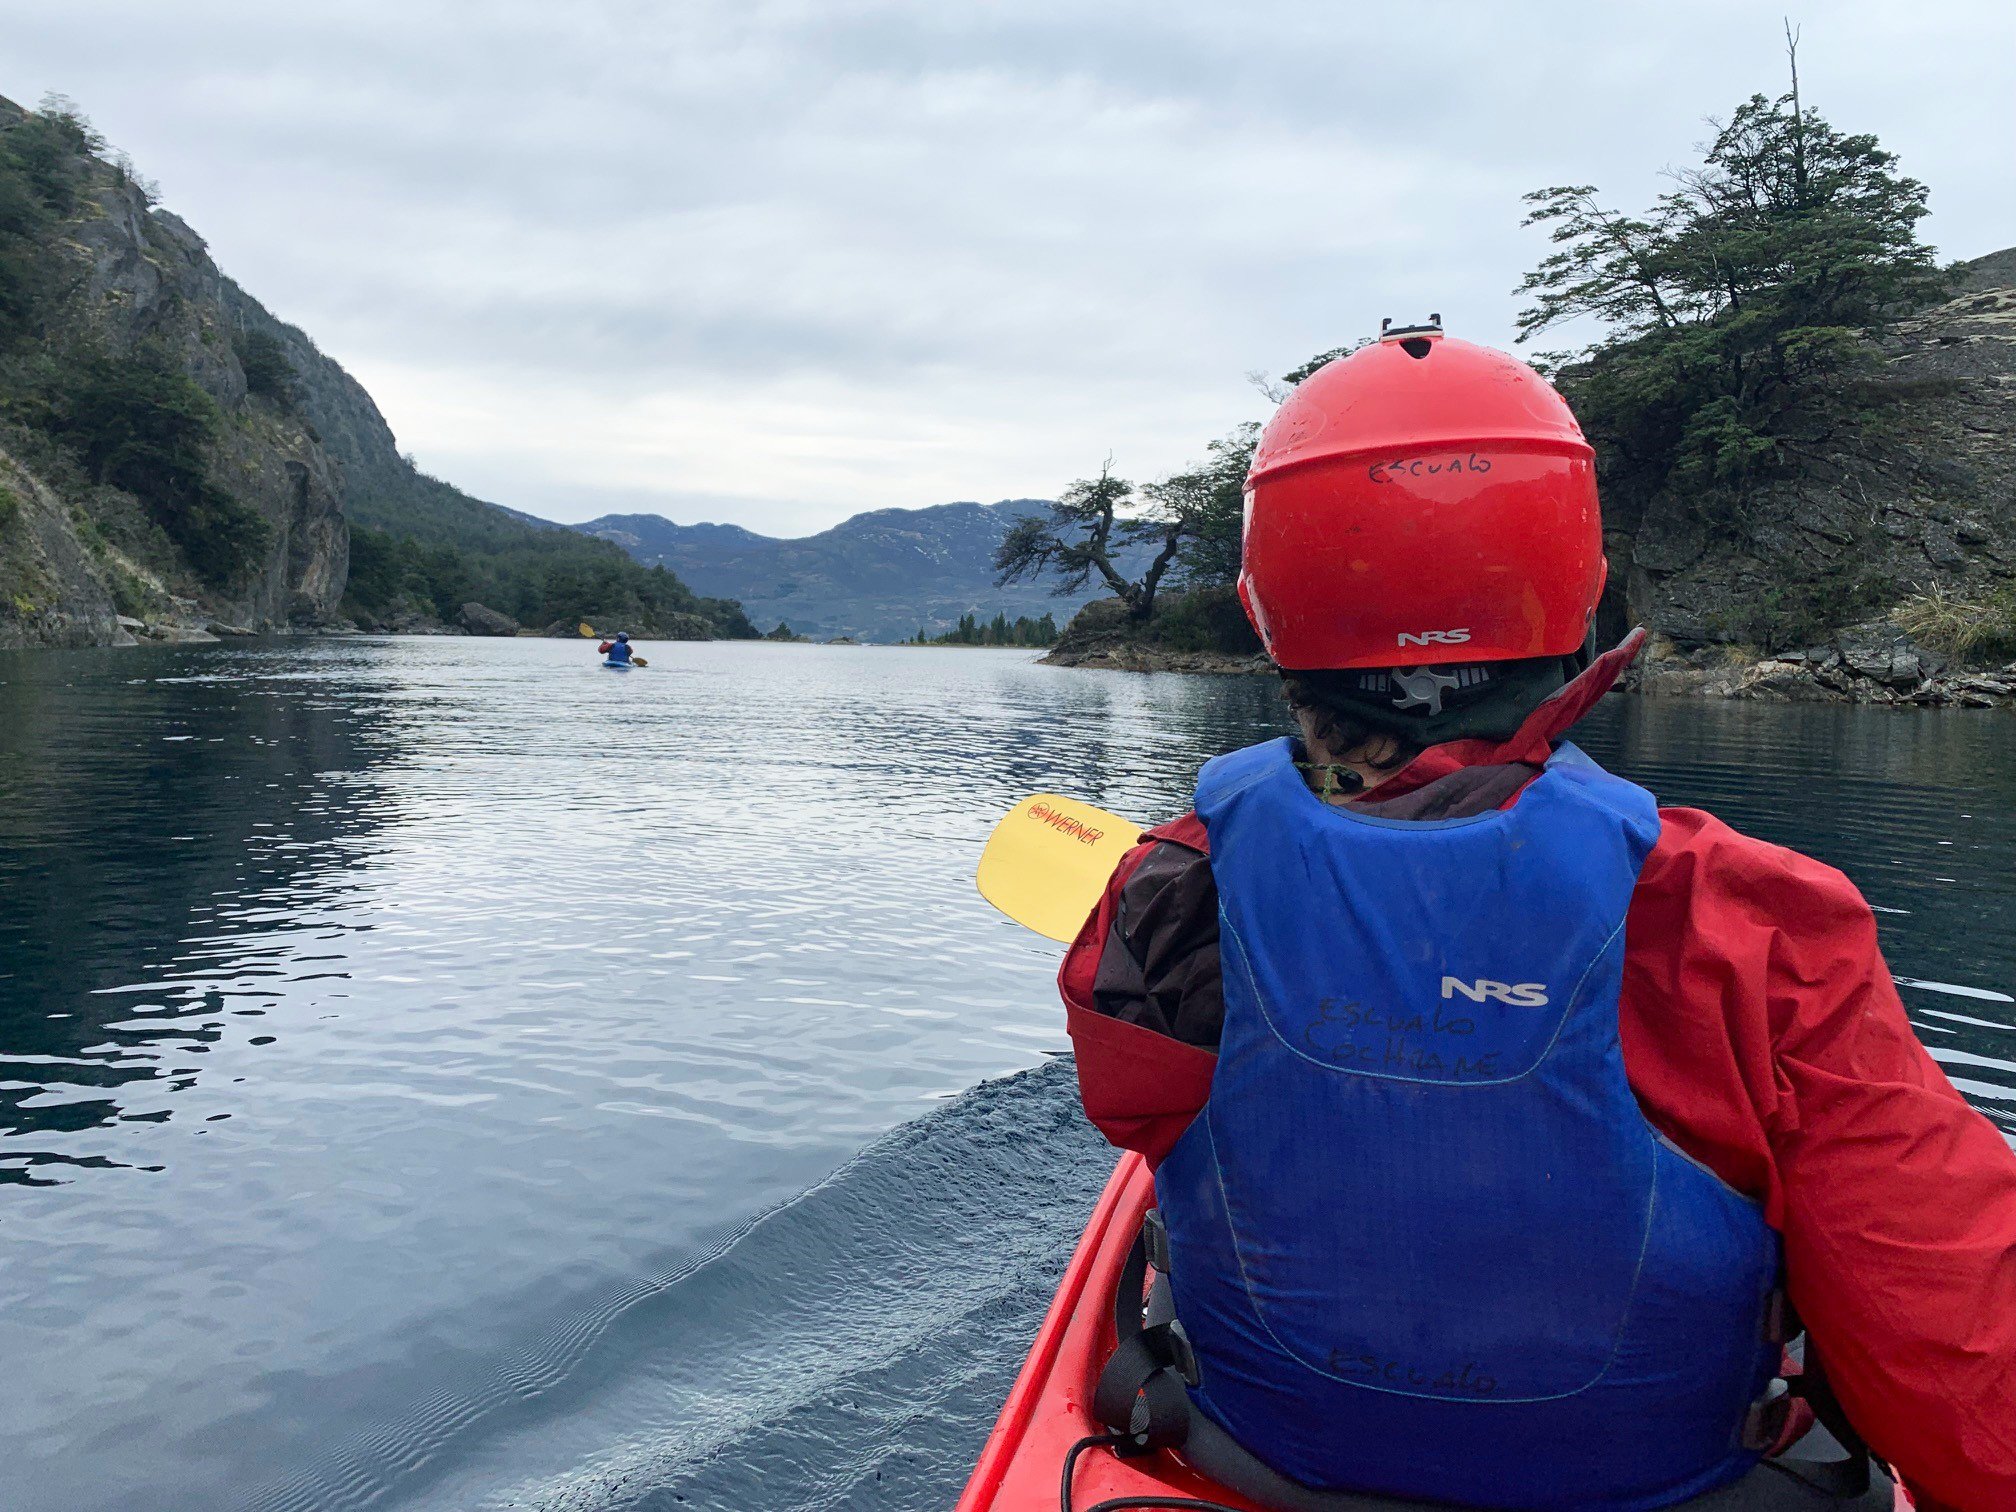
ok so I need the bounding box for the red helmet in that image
[1239,324,1605,671]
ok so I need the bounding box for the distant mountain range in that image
[575,501,1149,642]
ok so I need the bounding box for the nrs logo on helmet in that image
[1397,629,1471,648]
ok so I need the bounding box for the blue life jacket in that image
[1156,737,1782,1512]
[607,640,633,664]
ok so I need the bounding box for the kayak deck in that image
[955,1151,1266,1511]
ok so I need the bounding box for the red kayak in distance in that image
[954,1152,1916,1512]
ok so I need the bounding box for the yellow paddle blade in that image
[578,622,596,638]
[977,794,1143,943]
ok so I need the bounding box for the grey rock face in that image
[75,179,350,635]
[1612,251,2016,653]
[0,447,121,650]
[0,98,350,649]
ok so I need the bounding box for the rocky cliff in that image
[1607,248,2016,653]
[0,96,347,648]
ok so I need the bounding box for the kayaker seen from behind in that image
[599,632,648,668]
[1054,325,2016,1512]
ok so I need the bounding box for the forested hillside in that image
[0,92,755,647]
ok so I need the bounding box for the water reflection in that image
[0,644,401,1179]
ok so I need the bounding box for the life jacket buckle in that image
[1142,1208,1172,1276]
[1761,1289,1797,1344]
[1741,1377,1792,1453]
[1164,1318,1200,1387]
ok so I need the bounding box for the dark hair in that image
[1277,644,1590,751]
[1279,671,1420,772]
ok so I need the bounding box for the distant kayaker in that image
[599,631,634,664]
[1062,327,2016,1512]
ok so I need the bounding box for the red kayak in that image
[955,1153,1913,1512]
[955,1151,1259,1512]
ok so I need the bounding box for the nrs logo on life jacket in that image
[1440,976,1549,1007]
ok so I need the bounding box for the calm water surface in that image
[2,637,2012,1512]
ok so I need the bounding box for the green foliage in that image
[1280,344,1362,387]
[915,610,1057,647]
[235,328,297,409]
[40,353,271,587]
[107,561,164,620]
[1893,583,2016,664]
[0,482,18,531]
[338,461,755,638]
[1139,586,1260,654]
[995,426,1257,626]
[1515,67,1945,519]
[1704,561,1889,654]
[1156,425,1257,589]
[0,102,96,343]
[1051,585,1260,658]
[765,620,800,641]
[343,522,757,637]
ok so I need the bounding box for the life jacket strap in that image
[1740,1312,1877,1500]
[1093,1208,1198,1458]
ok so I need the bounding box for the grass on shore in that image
[1892,583,2016,663]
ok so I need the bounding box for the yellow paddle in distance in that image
[977,794,1144,942]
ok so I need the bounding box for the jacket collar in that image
[1365,630,1646,803]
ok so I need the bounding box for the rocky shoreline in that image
[1042,622,2016,710]
[1632,624,2016,709]
[1040,643,1271,675]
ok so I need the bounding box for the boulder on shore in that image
[459,602,520,637]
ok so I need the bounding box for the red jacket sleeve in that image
[1624,809,2016,1512]
[1060,822,1216,1165]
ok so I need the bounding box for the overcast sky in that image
[8,2,2013,535]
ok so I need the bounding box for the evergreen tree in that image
[1515,37,1943,520]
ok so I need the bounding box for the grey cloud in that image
[6,0,2011,526]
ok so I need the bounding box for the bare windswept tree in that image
[993,462,1188,622]
[995,428,1262,620]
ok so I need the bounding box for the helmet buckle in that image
[1391,667,1460,715]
